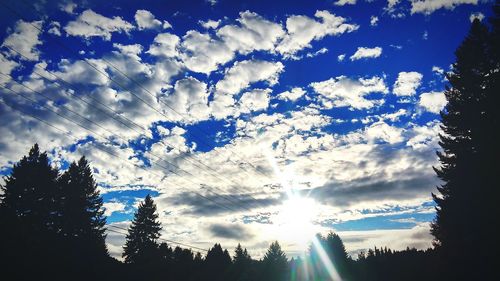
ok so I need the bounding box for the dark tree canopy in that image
[123,194,162,264]
[431,11,500,279]
[59,156,107,256]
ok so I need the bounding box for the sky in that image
[0,0,494,259]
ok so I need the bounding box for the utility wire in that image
[106,226,209,253]
[2,0,273,184]
[0,75,254,212]
[0,91,238,214]
[1,38,265,209]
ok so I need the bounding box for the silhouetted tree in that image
[230,243,253,281]
[0,144,61,279]
[261,241,288,281]
[205,243,232,281]
[123,194,162,264]
[431,15,499,279]
[59,157,107,257]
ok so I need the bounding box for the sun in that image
[273,195,319,247]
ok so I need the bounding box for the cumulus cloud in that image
[419,91,447,113]
[217,10,285,55]
[1,20,43,61]
[215,60,284,96]
[135,9,164,30]
[47,21,62,36]
[239,88,272,113]
[310,75,388,109]
[393,71,423,96]
[350,47,382,61]
[147,33,180,58]
[277,87,306,101]
[370,16,379,26]
[103,200,127,216]
[410,0,478,15]
[334,0,357,6]
[338,54,346,61]
[0,53,18,84]
[180,30,234,74]
[277,10,359,57]
[200,19,221,29]
[64,9,134,40]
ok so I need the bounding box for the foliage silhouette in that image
[431,6,500,279]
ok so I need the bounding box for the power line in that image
[0,75,254,212]
[1,43,265,210]
[2,0,274,185]
[106,226,209,253]
[0,93,238,214]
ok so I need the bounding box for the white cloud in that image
[370,16,379,26]
[431,66,444,74]
[277,10,359,57]
[161,77,211,122]
[350,47,383,61]
[393,71,423,96]
[103,201,127,216]
[1,20,43,61]
[306,47,328,58]
[180,30,234,74]
[200,19,221,29]
[48,21,61,36]
[217,10,285,55]
[365,121,404,144]
[410,0,478,15]
[334,0,357,5]
[215,60,284,96]
[469,12,485,22]
[239,88,272,113]
[419,91,447,113]
[422,31,428,40]
[310,75,388,109]
[64,9,134,41]
[277,87,306,101]
[147,33,181,58]
[135,9,163,30]
[338,54,346,62]
[59,1,77,14]
[0,53,18,85]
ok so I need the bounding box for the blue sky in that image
[0,0,494,258]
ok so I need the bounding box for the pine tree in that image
[0,144,60,232]
[59,157,107,256]
[0,144,61,279]
[262,241,288,281]
[123,194,162,264]
[431,17,499,279]
[231,244,253,281]
[205,243,232,281]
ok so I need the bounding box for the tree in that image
[0,144,60,233]
[205,243,232,281]
[231,244,253,281]
[123,194,162,264]
[431,17,499,279]
[59,157,107,257]
[261,241,288,281]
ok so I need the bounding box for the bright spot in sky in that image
[273,196,319,247]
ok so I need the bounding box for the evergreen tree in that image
[431,16,499,279]
[231,244,253,281]
[59,157,107,256]
[261,241,288,281]
[205,243,232,281]
[122,194,162,264]
[0,144,60,232]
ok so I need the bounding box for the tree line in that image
[1,2,499,280]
